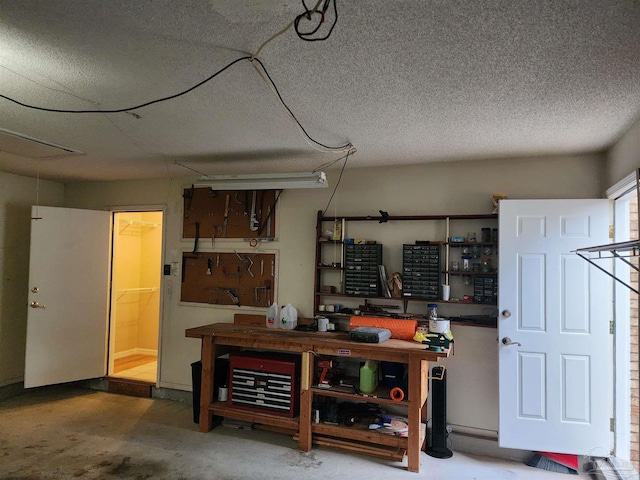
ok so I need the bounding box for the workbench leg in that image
[199,337,216,432]
[407,356,425,473]
[298,351,313,451]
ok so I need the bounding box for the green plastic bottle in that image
[359,360,378,394]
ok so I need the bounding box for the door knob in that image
[501,337,521,347]
[29,301,46,309]
[502,310,511,318]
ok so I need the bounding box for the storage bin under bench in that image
[229,352,301,417]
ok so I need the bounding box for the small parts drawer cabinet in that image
[229,353,301,417]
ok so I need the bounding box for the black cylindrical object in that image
[191,358,229,424]
[191,360,202,423]
[426,366,453,458]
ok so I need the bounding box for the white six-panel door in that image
[499,199,612,454]
[24,206,111,388]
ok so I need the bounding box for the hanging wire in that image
[250,57,352,153]
[0,1,351,155]
[252,0,337,58]
[322,148,353,216]
[312,149,356,173]
[294,0,338,42]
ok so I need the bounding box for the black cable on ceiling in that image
[0,56,252,114]
[295,0,338,42]
[251,57,351,152]
[0,55,351,152]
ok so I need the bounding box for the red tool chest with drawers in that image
[229,353,301,417]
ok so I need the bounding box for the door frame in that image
[607,174,636,461]
[108,205,166,385]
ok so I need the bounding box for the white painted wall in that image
[607,116,640,186]
[63,153,605,439]
[0,172,63,388]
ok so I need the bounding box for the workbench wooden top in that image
[185,323,449,361]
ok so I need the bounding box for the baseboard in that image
[449,432,532,462]
[113,348,158,360]
[0,382,24,401]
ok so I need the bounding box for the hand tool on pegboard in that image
[254,279,271,307]
[183,185,194,219]
[234,251,255,278]
[222,195,230,237]
[250,190,259,231]
[209,287,240,306]
[206,257,213,275]
[192,222,200,253]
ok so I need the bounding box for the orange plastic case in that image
[349,316,417,341]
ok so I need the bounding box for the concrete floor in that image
[0,385,594,480]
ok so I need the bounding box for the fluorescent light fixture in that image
[197,171,328,190]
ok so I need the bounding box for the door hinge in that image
[609,225,614,238]
[610,321,614,334]
[610,417,615,432]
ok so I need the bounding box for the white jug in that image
[280,304,298,330]
[266,302,279,328]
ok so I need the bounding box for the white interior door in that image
[25,206,111,388]
[499,199,612,454]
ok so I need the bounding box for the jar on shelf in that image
[461,255,472,271]
[471,244,481,258]
[482,245,492,256]
[427,303,438,320]
[451,260,460,271]
[481,228,491,243]
[481,257,491,272]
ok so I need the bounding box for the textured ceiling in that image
[0,0,639,182]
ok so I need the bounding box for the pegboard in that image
[183,187,278,239]
[181,251,276,308]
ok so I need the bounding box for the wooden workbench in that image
[185,323,449,473]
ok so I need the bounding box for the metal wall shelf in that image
[573,168,640,294]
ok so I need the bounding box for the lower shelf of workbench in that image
[295,422,426,462]
[208,401,299,433]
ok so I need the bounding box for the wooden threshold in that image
[106,377,153,398]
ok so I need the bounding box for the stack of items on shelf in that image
[402,243,441,300]
[344,244,383,296]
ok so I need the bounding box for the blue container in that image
[381,361,405,388]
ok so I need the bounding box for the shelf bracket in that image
[575,251,639,295]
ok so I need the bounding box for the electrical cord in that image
[0,2,349,153]
[295,0,338,42]
[251,0,337,58]
[322,147,353,216]
[1,54,352,153]
[0,56,252,114]
[313,149,355,172]
[251,57,352,153]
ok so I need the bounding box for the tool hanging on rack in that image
[235,251,255,278]
[181,251,276,307]
[208,287,240,306]
[222,195,230,237]
[250,190,259,231]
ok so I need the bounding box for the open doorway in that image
[108,211,163,384]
